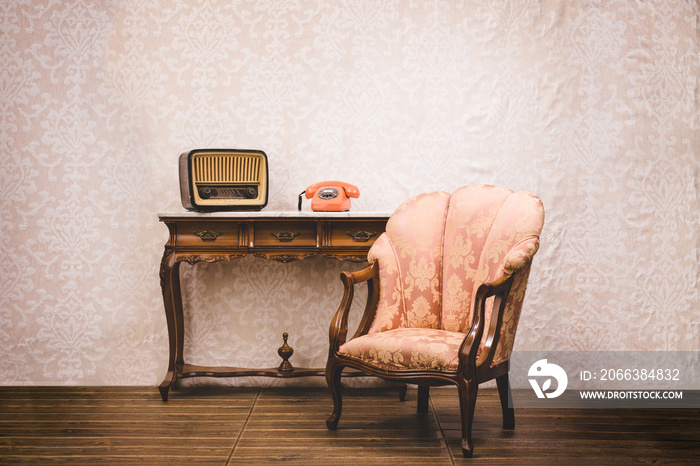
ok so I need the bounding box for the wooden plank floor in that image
[0,385,698,464]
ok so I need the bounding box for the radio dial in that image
[245,187,257,199]
[199,187,212,199]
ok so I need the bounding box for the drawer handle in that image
[271,231,300,242]
[194,230,223,241]
[347,230,377,242]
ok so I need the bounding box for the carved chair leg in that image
[325,356,344,430]
[417,385,430,414]
[496,373,515,429]
[457,377,478,458]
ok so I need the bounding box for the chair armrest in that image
[328,261,380,352]
[504,236,539,274]
[476,273,515,367]
[459,273,515,376]
[470,239,540,374]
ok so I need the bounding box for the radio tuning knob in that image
[199,187,212,199]
[245,188,256,198]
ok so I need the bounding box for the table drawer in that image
[329,220,385,247]
[254,221,317,247]
[175,221,242,247]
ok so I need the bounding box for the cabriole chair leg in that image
[326,358,344,430]
[458,377,478,458]
[417,385,430,414]
[496,373,515,429]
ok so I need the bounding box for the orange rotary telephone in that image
[298,181,360,211]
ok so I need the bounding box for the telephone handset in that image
[298,181,360,211]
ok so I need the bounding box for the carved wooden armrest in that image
[328,261,380,352]
[459,273,515,374]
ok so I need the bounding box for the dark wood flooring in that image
[0,385,698,464]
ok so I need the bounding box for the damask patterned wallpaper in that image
[1,1,698,385]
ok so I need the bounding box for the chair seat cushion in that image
[338,328,466,371]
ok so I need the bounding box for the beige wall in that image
[1,1,698,385]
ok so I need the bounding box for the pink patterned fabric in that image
[441,185,512,333]
[464,189,544,349]
[340,185,544,371]
[367,191,450,332]
[338,328,465,371]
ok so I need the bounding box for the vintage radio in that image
[179,149,268,211]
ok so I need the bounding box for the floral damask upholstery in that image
[325,185,544,458]
[337,327,467,371]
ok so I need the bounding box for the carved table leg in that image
[159,250,183,401]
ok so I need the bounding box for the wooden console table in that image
[158,211,390,401]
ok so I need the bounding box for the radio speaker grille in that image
[193,154,261,183]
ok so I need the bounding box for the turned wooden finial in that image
[277,332,294,373]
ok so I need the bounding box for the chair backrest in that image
[367,185,544,361]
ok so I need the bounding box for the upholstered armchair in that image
[325,185,544,457]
